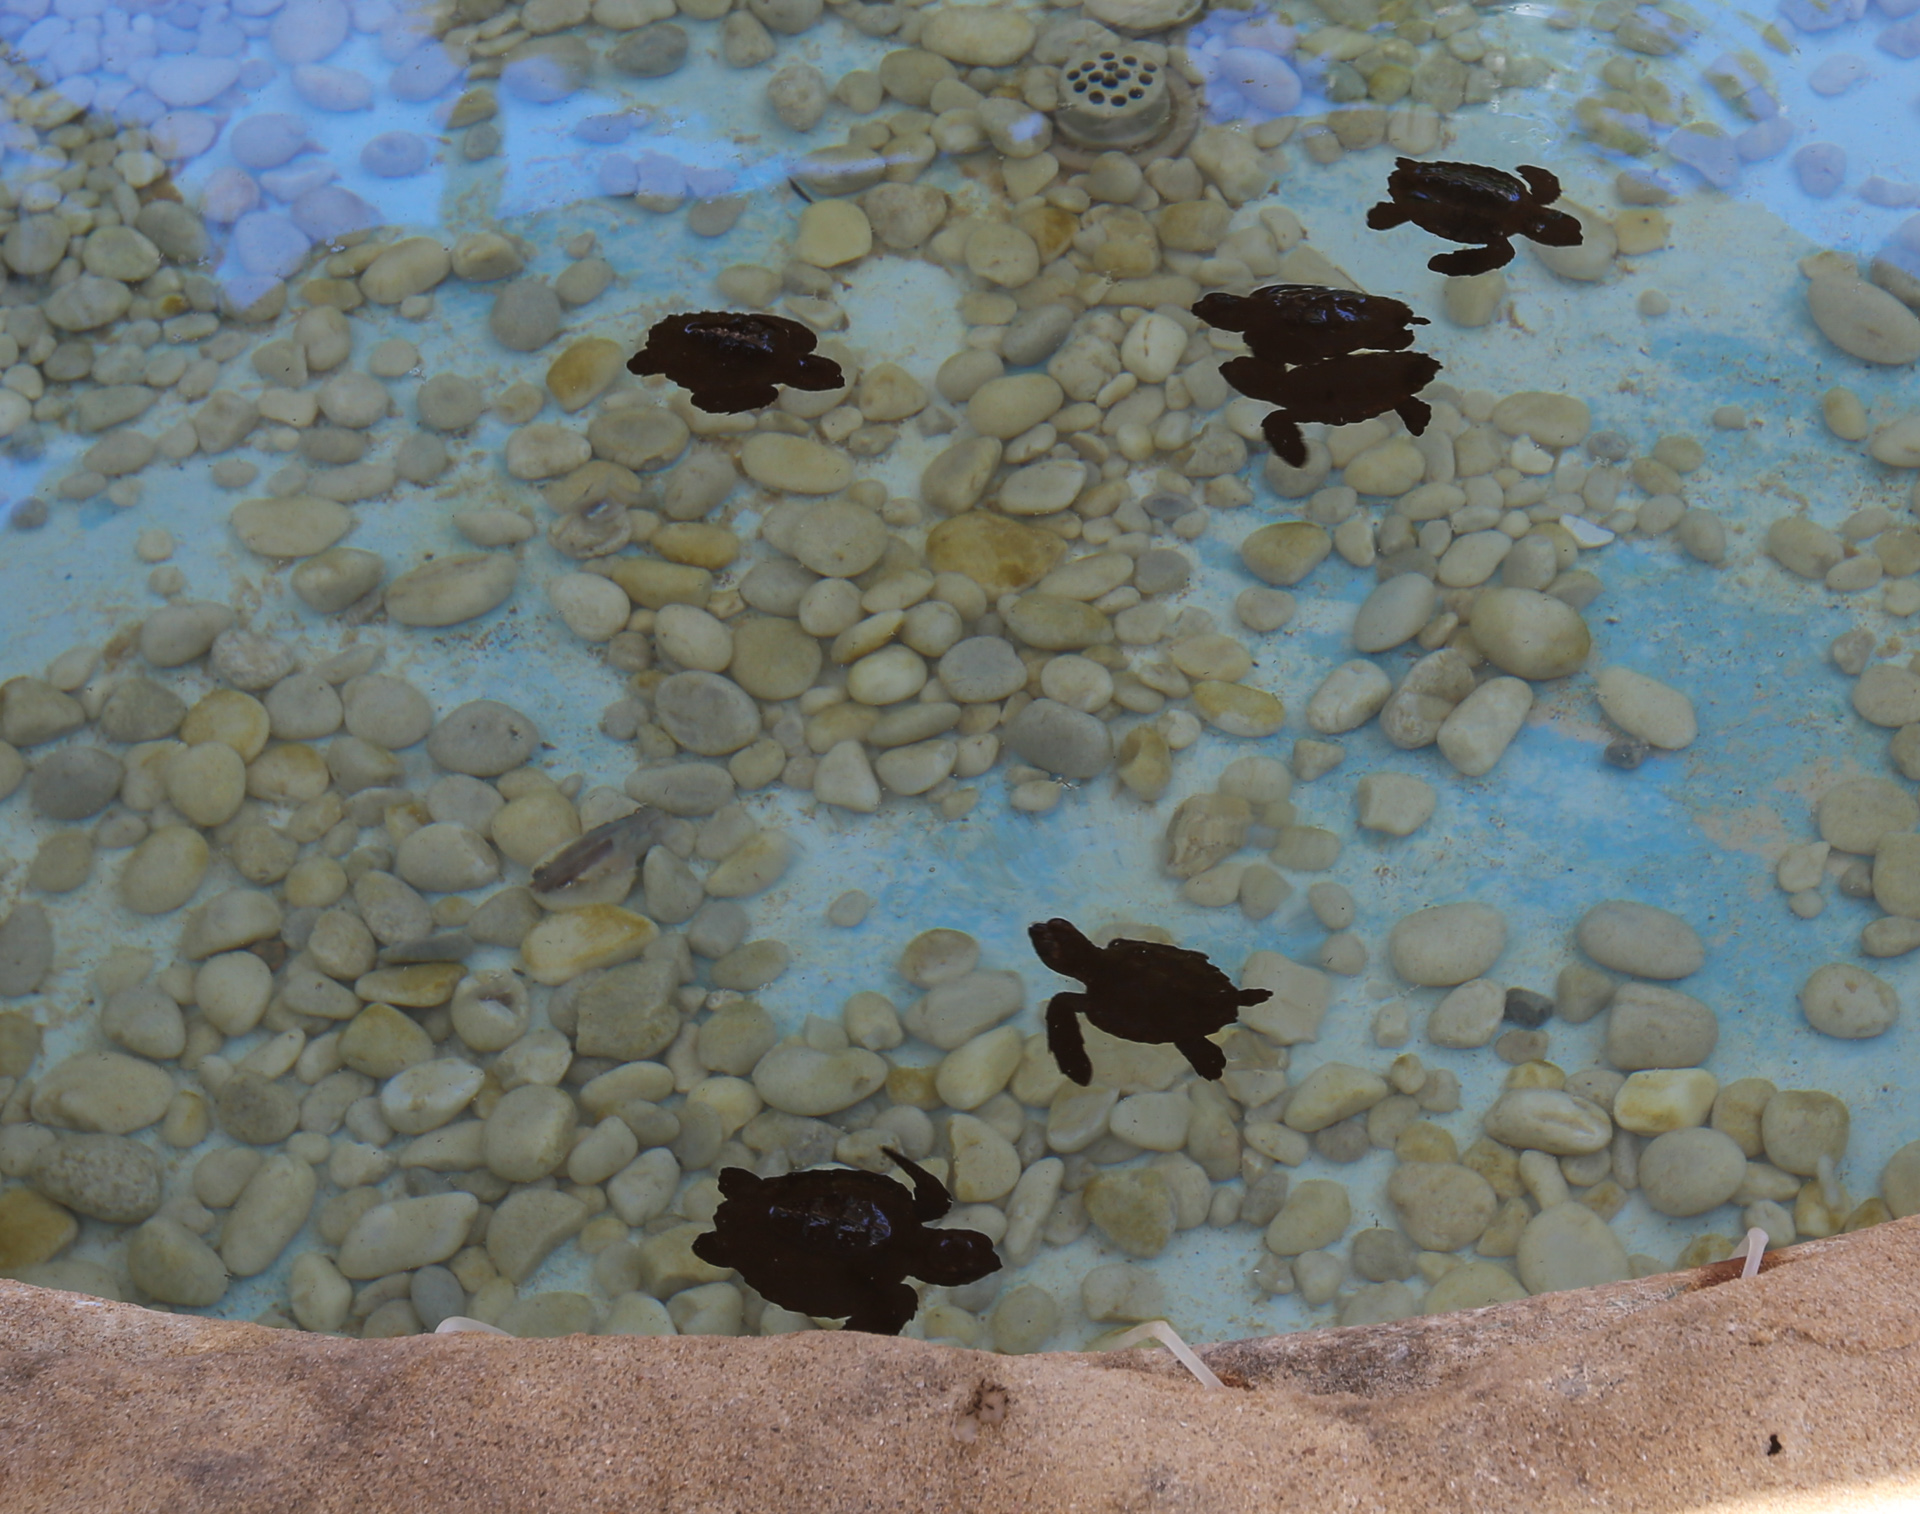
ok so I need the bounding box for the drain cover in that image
[1054,49,1172,150]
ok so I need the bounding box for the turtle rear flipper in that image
[1175,1035,1227,1081]
[1429,239,1513,277]
[1366,199,1411,231]
[1395,394,1434,438]
[688,379,781,413]
[885,1148,953,1223]
[1046,993,1095,1086]
[845,1279,920,1335]
[1261,410,1309,468]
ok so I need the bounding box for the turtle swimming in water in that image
[691,1149,999,1335]
[1029,918,1272,1086]
[1365,157,1584,277]
[1220,347,1443,468]
[627,309,844,413]
[1193,284,1428,365]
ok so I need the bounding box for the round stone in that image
[1638,1127,1746,1216]
[1515,1203,1629,1292]
[1469,588,1591,680]
[653,672,761,755]
[1387,902,1506,985]
[1800,963,1899,1039]
[1576,900,1703,979]
[1004,698,1112,778]
[1386,1162,1498,1251]
[1240,522,1331,586]
[427,701,541,776]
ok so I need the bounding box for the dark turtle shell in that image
[1375,158,1549,231]
[1193,283,1427,363]
[748,1168,915,1259]
[1077,936,1253,1033]
[627,310,844,413]
[1220,350,1442,421]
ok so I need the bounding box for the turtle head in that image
[1528,204,1584,248]
[1029,918,1102,977]
[915,1227,1002,1286]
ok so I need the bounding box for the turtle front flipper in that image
[1046,993,1095,1086]
[1260,410,1309,468]
[1175,1035,1227,1081]
[1429,240,1513,277]
[1238,986,1274,1012]
[1366,199,1411,231]
[885,1148,953,1223]
[845,1279,920,1335]
[1517,164,1563,204]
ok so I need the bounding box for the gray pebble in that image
[1133,548,1191,596]
[395,434,451,484]
[937,637,1027,702]
[1005,698,1112,779]
[141,600,235,667]
[1001,303,1076,367]
[230,112,312,171]
[626,763,736,816]
[652,672,761,756]
[0,902,54,994]
[554,256,615,308]
[1351,1226,1416,1282]
[32,1132,163,1222]
[29,746,124,820]
[361,130,431,178]
[135,202,211,265]
[409,1264,466,1329]
[827,889,872,927]
[290,185,380,243]
[343,674,435,749]
[210,629,297,692]
[8,497,48,531]
[1502,987,1553,1027]
[489,280,563,352]
[467,886,542,947]
[686,900,750,959]
[1794,142,1846,198]
[1604,735,1649,770]
[417,375,486,433]
[608,23,689,77]
[215,1071,302,1145]
[501,35,594,103]
[427,700,541,776]
[266,672,346,740]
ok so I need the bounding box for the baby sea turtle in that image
[1365,157,1584,276]
[1193,284,1428,364]
[1220,348,1443,467]
[627,310,844,413]
[1029,917,1272,1086]
[691,1149,1000,1335]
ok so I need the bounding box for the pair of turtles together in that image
[1197,158,1583,465]
[693,920,1268,1333]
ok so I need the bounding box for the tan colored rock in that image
[8,1220,1920,1511]
[926,513,1065,596]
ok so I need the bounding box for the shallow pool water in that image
[1,0,1918,1349]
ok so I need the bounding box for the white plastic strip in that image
[435,1316,512,1336]
[1734,1227,1770,1281]
[1108,1320,1224,1390]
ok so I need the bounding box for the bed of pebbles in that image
[1,0,1919,1352]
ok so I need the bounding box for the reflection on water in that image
[0,0,1918,1353]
